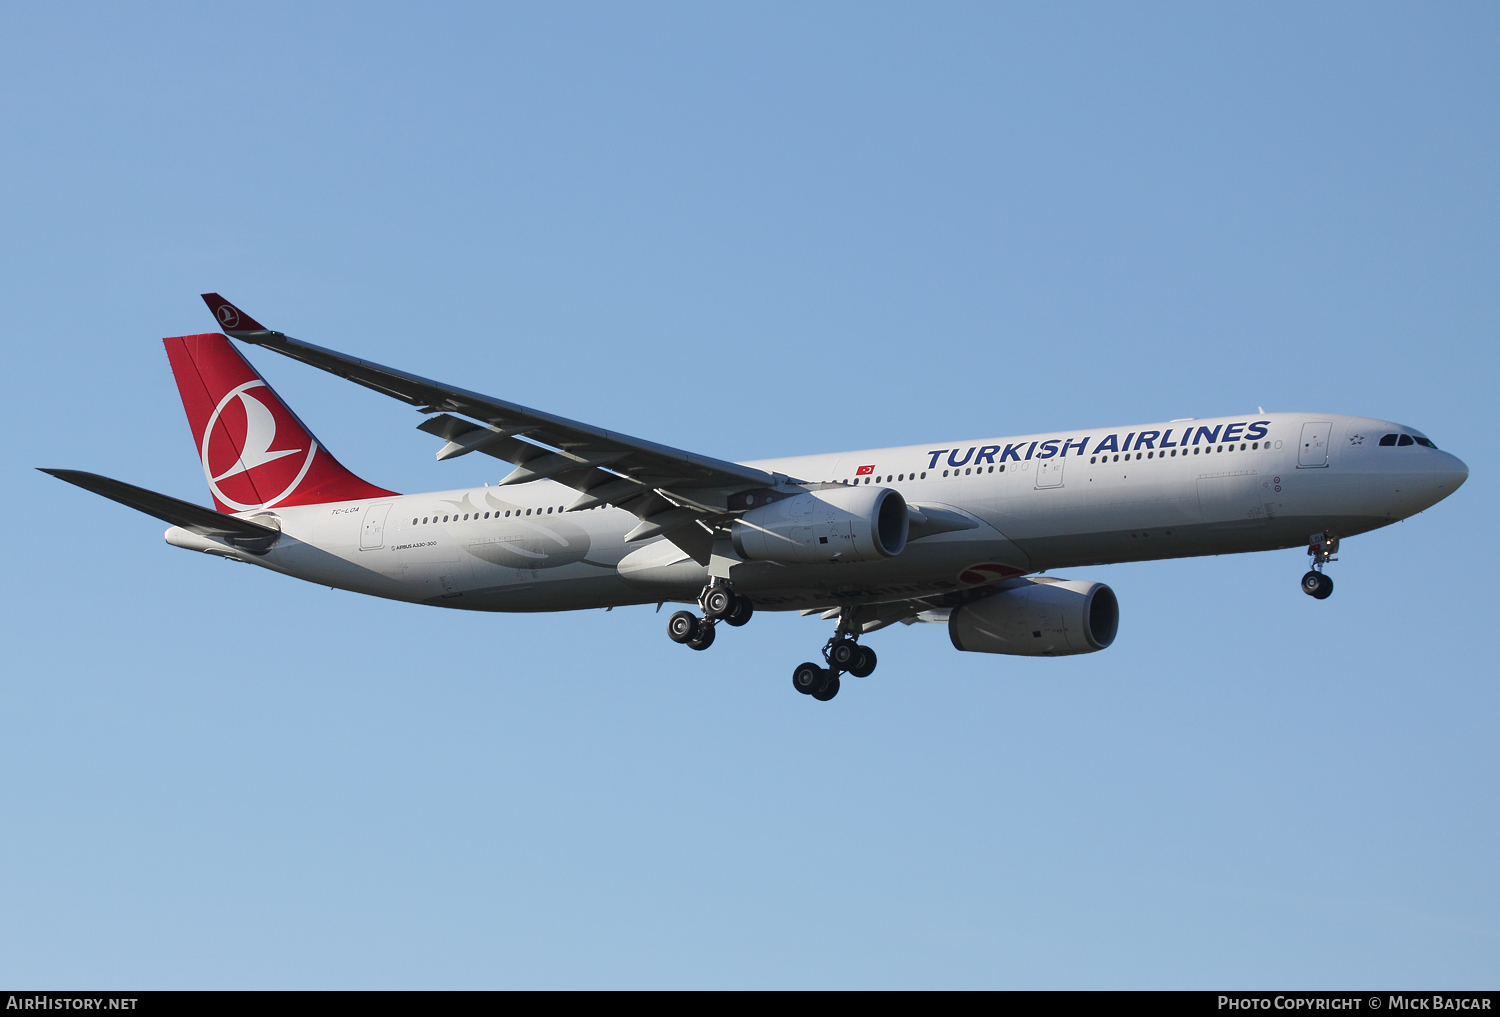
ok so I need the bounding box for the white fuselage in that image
[167,412,1468,613]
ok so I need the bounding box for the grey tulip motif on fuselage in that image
[437,491,594,570]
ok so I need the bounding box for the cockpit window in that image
[1379,434,1399,446]
[1397,434,1414,446]
[1413,436,1437,448]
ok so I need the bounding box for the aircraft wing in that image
[201,294,786,562]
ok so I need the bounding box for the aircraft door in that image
[1298,422,1332,468]
[1035,458,1064,489]
[360,503,392,549]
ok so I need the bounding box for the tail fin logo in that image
[215,304,241,329]
[201,380,319,511]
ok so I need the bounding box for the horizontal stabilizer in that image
[40,469,281,548]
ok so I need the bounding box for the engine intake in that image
[731,486,907,564]
[949,579,1118,656]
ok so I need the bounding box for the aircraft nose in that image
[1432,451,1469,497]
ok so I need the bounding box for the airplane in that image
[42,294,1469,702]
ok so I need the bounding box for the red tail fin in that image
[163,333,397,513]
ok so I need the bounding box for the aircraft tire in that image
[724,595,754,627]
[687,621,716,650]
[828,638,859,671]
[811,674,841,701]
[703,587,735,620]
[792,662,824,695]
[1301,572,1334,599]
[667,610,700,643]
[848,645,877,678]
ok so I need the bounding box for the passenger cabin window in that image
[1397,434,1414,446]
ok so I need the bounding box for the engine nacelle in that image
[731,486,908,564]
[949,579,1118,656]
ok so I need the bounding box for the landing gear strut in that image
[1302,532,1338,600]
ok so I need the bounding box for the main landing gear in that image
[666,589,879,704]
[1301,532,1338,600]
[792,610,878,703]
[665,583,754,652]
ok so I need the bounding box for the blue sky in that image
[1,3,1495,988]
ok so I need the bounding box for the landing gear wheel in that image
[811,675,841,701]
[1301,571,1334,600]
[848,645,877,678]
[667,610,700,643]
[703,587,735,620]
[687,621,716,650]
[724,595,754,627]
[828,638,859,671]
[792,661,825,695]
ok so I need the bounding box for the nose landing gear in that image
[1302,533,1338,600]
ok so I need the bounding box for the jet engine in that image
[949,578,1118,656]
[731,486,908,564]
